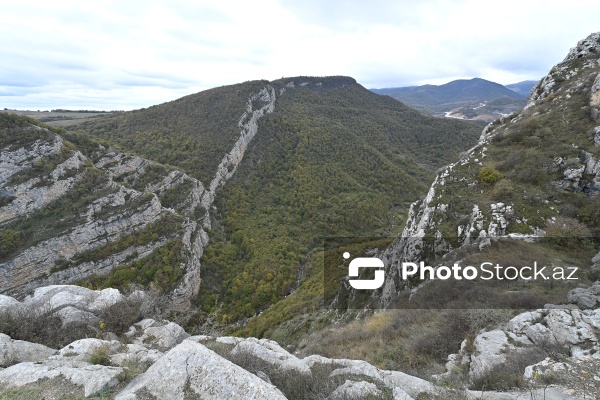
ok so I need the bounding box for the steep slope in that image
[63,76,481,331]
[372,78,527,123]
[190,76,482,329]
[2,75,482,338]
[1,81,279,313]
[73,80,271,186]
[378,32,600,309]
[0,114,205,307]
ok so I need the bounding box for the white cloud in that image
[1,0,599,109]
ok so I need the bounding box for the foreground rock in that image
[0,360,124,397]
[116,339,287,400]
[1,284,598,399]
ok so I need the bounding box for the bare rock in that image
[0,333,57,366]
[0,359,123,397]
[115,339,286,400]
[567,287,598,309]
[58,338,122,362]
[468,330,511,378]
[330,380,381,399]
[127,319,189,351]
[110,344,163,366]
[231,337,311,375]
[381,370,437,398]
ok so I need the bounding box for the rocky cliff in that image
[0,80,277,309]
[377,32,600,307]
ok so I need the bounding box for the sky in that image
[1,0,600,110]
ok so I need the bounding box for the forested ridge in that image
[69,76,482,334]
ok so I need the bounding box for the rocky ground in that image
[0,283,599,399]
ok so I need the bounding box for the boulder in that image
[507,310,544,332]
[329,360,383,382]
[0,294,20,312]
[0,333,57,366]
[381,370,437,398]
[567,287,598,309]
[58,338,122,362]
[468,330,511,378]
[0,359,123,397]
[330,380,381,399]
[115,339,286,400]
[110,344,163,366]
[127,319,189,350]
[545,309,597,345]
[231,337,311,375]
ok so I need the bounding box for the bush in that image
[0,294,151,349]
[470,341,568,391]
[0,304,96,349]
[479,166,502,185]
[544,216,592,248]
[492,179,514,200]
[117,358,152,383]
[88,344,111,365]
[227,347,347,400]
[98,295,148,337]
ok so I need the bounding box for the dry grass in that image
[298,308,516,379]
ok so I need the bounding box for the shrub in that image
[544,216,592,248]
[0,304,96,349]
[227,347,345,400]
[117,358,152,382]
[470,341,568,391]
[492,179,514,200]
[88,344,111,365]
[0,294,151,349]
[479,166,502,185]
[98,295,148,337]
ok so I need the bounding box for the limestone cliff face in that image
[0,127,173,296]
[378,32,600,307]
[0,84,277,307]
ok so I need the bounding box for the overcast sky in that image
[2,0,599,110]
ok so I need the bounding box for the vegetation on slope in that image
[189,78,482,330]
[4,77,481,340]
[429,56,600,243]
[0,115,189,296]
[74,80,269,185]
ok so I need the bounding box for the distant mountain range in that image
[371,78,538,124]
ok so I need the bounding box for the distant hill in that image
[371,77,527,124]
[505,80,538,96]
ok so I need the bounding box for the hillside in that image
[66,76,481,329]
[372,78,527,123]
[2,31,600,399]
[297,32,600,391]
[0,114,214,310]
[380,32,600,303]
[1,77,481,332]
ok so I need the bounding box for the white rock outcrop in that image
[115,339,287,400]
